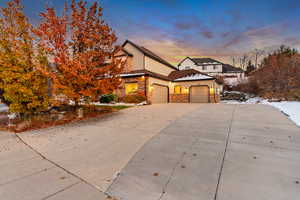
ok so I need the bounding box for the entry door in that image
[152,85,168,104]
[190,86,209,103]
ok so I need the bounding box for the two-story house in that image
[115,40,222,104]
[178,57,245,84]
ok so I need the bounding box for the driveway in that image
[0,104,300,200]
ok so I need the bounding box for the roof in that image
[122,40,178,70]
[222,64,244,73]
[178,57,244,73]
[121,70,172,81]
[114,48,133,57]
[168,69,215,82]
[174,73,214,82]
[121,48,133,57]
[190,58,222,65]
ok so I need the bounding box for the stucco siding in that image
[178,58,197,70]
[123,43,144,71]
[145,57,174,76]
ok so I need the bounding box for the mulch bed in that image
[0,105,117,133]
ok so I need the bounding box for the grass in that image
[96,105,132,110]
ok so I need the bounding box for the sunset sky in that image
[1,0,300,65]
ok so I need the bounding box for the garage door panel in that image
[190,86,209,103]
[152,85,168,104]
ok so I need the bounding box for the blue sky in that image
[1,0,300,64]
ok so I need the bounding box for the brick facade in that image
[116,76,147,98]
[170,94,189,103]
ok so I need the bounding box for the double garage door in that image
[151,85,209,103]
[151,84,168,104]
[190,86,209,103]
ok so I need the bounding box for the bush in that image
[99,94,118,103]
[120,94,147,104]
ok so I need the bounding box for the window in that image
[174,85,187,94]
[125,83,138,95]
[202,66,207,70]
[185,66,191,69]
[213,65,217,70]
[174,85,182,94]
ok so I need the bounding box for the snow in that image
[174,74,212,81]
[0,103,8,112]
[93,101,148,106]
[267,101,300,127]
[120,73,145,77]
[222,97,300,127]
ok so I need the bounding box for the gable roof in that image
[121,69,172,81]
[222,64,244,73]
[168,69,215,82]
[122,40,178,70]
[178,57,244,73]
[115,48,133,57]
[191,58,222,65]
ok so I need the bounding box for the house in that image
[115,40,222,103]
[178,57,245,85]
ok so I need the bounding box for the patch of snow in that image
[120,73,145,77]
[0,103,8,112]
[266,101,300,127]
[222,98,300,126]
[174,74,213,81]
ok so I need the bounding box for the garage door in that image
[190,86,209,103]
[151,85,168,104]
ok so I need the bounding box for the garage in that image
[151,84,169,103]
[190,86,209,103]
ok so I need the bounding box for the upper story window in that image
[185,66,191,70]
[213,65,217,70]
[202,66,207,70]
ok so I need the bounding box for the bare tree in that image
[239,54,251,70]
[252,49,265,69]
[231,56,236,67]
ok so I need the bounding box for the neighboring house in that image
[115,40,222,103]
[178,57,245,85]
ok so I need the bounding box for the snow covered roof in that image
[120,73,145,77]
[174,73,214,81]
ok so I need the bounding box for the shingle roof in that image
[222,64,244,73]
[122,40,178,70]
[191,58,222,65]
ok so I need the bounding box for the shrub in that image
[99,94,118,103]
[234,46,300,100]
[120,94,147,104]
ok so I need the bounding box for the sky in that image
[1,0,300,65]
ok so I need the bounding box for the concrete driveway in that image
[0,104,299,200]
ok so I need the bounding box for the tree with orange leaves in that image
[34,0,124,106]
[0,0,49,114]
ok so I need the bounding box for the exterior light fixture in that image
[141,76,145,80]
